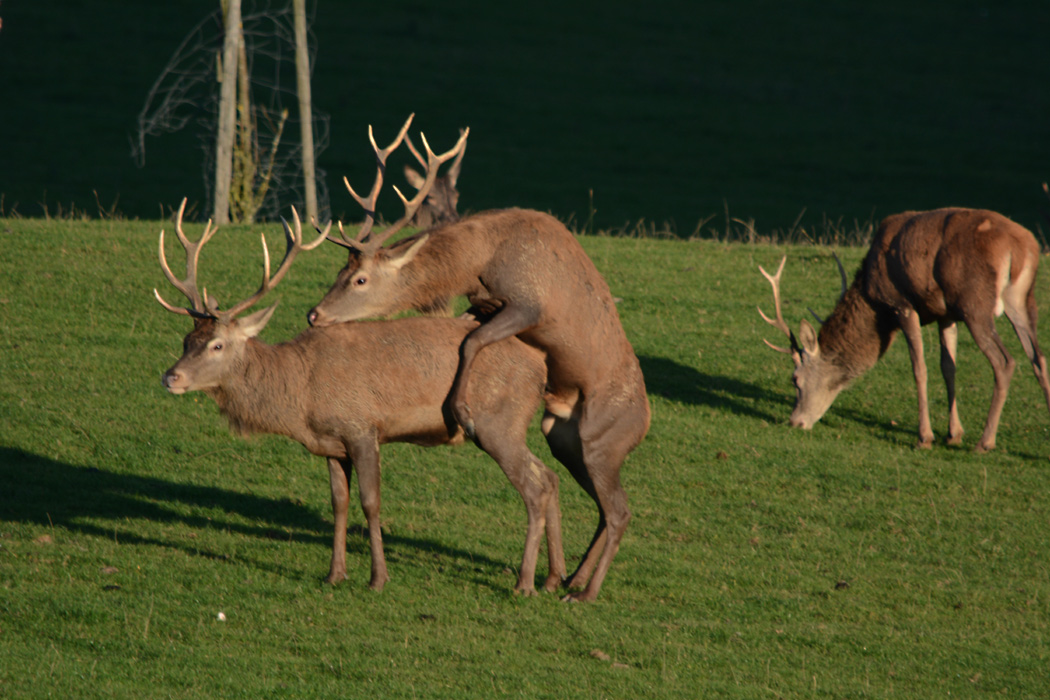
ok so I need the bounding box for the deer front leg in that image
[938,321,964,445]
[898,309,934,448]
[452,304,539,436]
[326,457,352,584]
[349,436,389,590]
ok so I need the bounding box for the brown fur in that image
[163,315,566,594]
[308,207,650,601]
[773,207,1050,451]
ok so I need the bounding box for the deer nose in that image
[162,370,182,389]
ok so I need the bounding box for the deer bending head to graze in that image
[307,117,650,601]
[759,208,1050,452]
[156,198,566,595]
[403,128,467,229]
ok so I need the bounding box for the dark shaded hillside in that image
[1,0,1047,233]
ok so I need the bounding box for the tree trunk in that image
[293,0,318,223]
[213,0,242,224]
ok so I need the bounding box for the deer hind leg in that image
[545,402,642,603]
[965,315,1016,453]
[326,457,352,585]
[473,421,566,595]
[451,303,540,436]
[898,309,934,448]
[938,321,964,445]
[349,438,389,590]
[1002,284,1050,416]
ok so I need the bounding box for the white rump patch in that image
[998,252,1036,319]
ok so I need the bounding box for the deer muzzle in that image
[162,368,189,395]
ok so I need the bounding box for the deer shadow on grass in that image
[637,355,935,448]
[639,355,782,422]
[0,447,517,589]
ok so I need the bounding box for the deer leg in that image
[349,437,389,590]
[1003,290,1050,415]
[898,310,934,448]
[549,401,642,603]
[473,426,565,595]
[542,410,604,590]
[965,318,1016,453]
[325,457,352,585]
[451,304,540,436]
[938,321,964,445]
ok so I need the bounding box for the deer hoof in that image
[515,586,538,598]
[914,439,933,450]
[542,574,564,593]
[454,403,477,438]
[561,590,596,603]
[974,442,995,454]
[946,434,964,446]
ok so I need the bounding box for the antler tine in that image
[154,198,215,317]
[446,127,468,187]
[341,114,416,247]
[831,250,847,302]
[219,206,330,320]
[757,255,800,355]
[366,126,471,249]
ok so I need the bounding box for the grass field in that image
[2,218,1049,698]
[1,1,1049,233]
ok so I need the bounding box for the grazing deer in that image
[402,128,466,229]
[759,207,1050,452]
[156,200,565,594]
[307,115,650,601]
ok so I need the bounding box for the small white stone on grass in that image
[216,612,226,622]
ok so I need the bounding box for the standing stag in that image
[155,200,565,594]
[759,207,1050,452]
[307,115,650,601]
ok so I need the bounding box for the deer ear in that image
[798,319,820,356]
[237,303,278,339]
[388,234,429,271]
[403,165,425,190]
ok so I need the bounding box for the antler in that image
[216,206,330,320]
[757,255,801,355]
[154,198,218,318]
[807,251,848,325]
[332,115,470,253]
[405,126,467,187]
[155,200,329,321]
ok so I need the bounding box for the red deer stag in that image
[307,115,650,601]
[759,207,1050,452]
[156,199,565,594]
[402,128,466,228]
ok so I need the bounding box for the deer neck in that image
[399,227,483,313]
[818,282,897,381]
[206,339,309,439]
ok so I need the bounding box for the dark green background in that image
[1,0,1047,232]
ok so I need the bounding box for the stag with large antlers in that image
[758,207,1050,452]
[307,115,650,601]
[156,200,565,594]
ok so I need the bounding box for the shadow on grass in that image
[639,355,782,422]
[0,447,518,589]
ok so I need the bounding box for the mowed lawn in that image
[1,218,1049,698]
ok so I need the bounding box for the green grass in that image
[2,219,1050,698]
[1,1,1049,234]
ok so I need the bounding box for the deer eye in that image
[354,275,368,287]
[210,341,224,352]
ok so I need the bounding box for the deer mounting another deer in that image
[156,199,566,595]
[307,115,650,601]
[759,207,1050,452]
[402,128,466,229]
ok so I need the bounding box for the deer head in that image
[156,198,327,393]
[758,255,850,428]
[307,116,469,327]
